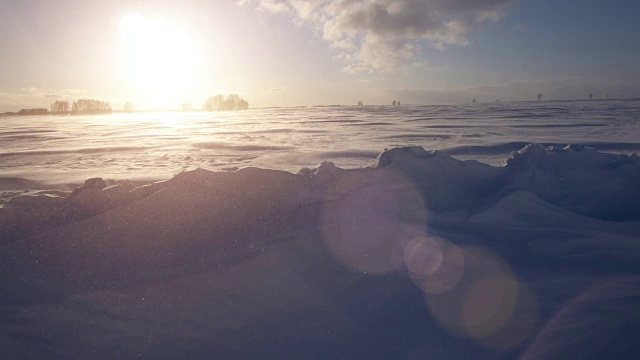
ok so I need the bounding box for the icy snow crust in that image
[1,145,640,358]
[2,99,640,185]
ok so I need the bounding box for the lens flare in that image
[320,170,426,274]
[404,236,443,276]
[407,237,465,294]
[423,246,539,349]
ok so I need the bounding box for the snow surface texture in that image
[1,145,640,358]
[2,99,640,185]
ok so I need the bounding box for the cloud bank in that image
[243,0,515,72]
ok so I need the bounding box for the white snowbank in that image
[1,144,639,358]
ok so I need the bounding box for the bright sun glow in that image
[119,14,200,108]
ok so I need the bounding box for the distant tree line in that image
[18,108,49,115]
[50,99,112,114]
[71,99,112,113]
[203,94,249,111]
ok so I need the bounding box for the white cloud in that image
[255,0,290,13]
[343,62,368,74]
[512,23,525,31]
[241,0,515,72]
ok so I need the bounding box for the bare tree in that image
[203,95,223,111]
[589,93,593,100]
[537,93,543,101]
[123,102,134,112]
[203,94,249,111]
[72,99,112,113]
[50,100,70,113]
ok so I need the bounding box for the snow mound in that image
[501,144,640,219]
[2,144,640,358]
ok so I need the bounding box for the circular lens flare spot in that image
[404,237,443,276]
[423,246,538,349]
[463,274,518,339]
[411,238,465,295]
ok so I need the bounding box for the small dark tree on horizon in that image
[537,93,543,101]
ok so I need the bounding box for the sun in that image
[119,14,200,108]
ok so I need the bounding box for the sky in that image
[1,0,640,111]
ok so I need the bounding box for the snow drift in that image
[1,144,639,358]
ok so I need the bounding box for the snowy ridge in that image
[2,99,640,184]
[1,144,640,358]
